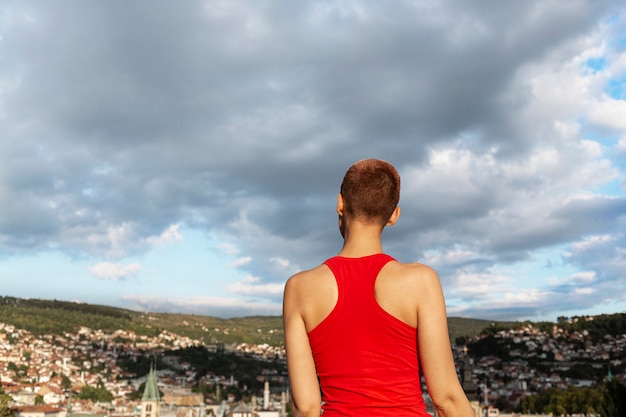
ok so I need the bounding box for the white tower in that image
[263,379,270,409]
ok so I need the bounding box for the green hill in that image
[0,296,510,346]
[0,296,283,346]
[447,316,505,343]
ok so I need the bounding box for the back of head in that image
[340,159,400,226]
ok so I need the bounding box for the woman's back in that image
[304,254,429,416]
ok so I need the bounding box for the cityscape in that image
[1,311,624,417]
[0,320,286,417]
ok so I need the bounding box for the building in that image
[12,405,64,417]
[140,366,160,417]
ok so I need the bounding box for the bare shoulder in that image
[397,261,438,275]
[376,260,442,327]
[285,264,330,292]
[284,263,333,307]
[382,260,441,288]
[284,263,337,332]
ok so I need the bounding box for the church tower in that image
[141,364,160,417]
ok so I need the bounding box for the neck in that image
[337,219,385,258]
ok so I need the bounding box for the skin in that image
[283,194,474,417]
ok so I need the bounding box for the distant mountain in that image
[0,295,511,346]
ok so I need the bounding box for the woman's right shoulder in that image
[388,260,440,286]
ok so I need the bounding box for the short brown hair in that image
[340,159,400,225]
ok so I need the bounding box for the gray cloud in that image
[1,0,625,319]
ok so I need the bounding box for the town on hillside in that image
[454,317,625,415]
[0,322,286,417]
[1,314,625,417]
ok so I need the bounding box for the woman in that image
[283,159,474,417]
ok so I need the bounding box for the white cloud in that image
[85,223,135,259]
[270,257,291,270]
[215,243,241,257]
[120,294,282,317]
[453,271,511,296]
[566,234,614,254]
[230,256,252,267]
[90,262,141,281]
[588,96,626,130]
[502,288,550,304]
[422,248,482,269]
[228,276,285,297]
[572,271,597,283]
[146,224,183,245]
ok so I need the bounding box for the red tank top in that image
[307,254,428,416]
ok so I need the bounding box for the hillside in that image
[447,316,502,342]
[0,296,506,346]
[0,296,283,346]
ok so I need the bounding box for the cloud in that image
[230,256,252,267]
[215,243,242,257]
[90,262,142,281]
[0,0,625,319]
[146,224,183,245]
[228,276,285,300]
[571,271,597,283]
[270,257,291,270]
[588,96,626,130]
[564,234,626,283]
[574,287,596,295]
[120,294,281,317]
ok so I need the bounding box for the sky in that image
[1,1,625,322]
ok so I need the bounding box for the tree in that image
[493,396,514,413]
[467,335,510,360]
[61,375,72,390]
[7,362,28,380]
[0,385,13,417]
[545,388,567,416]
[598,379,626,417]
[78,385,114,403]
[520,386,602,416]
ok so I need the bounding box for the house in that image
[36,385,65,405]
[226,402,257,417]
[12,405,64,417]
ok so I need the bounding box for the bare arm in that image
[283,274,322,417]
[417,267,474,417]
